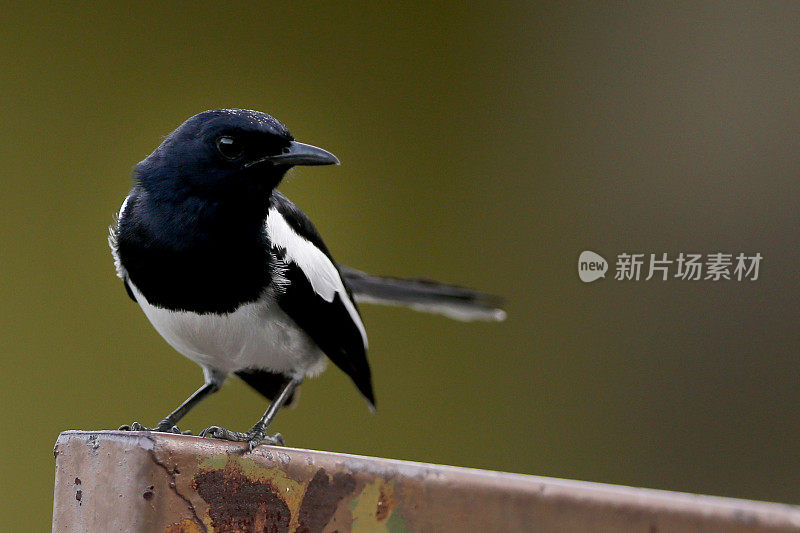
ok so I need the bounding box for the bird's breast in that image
[114,189,275,314]
[128,281,326,377]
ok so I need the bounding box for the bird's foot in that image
[200,425,284,451]
[118,420,192,435]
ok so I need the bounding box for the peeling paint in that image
[350,479,398,532]
[194,455,306,530]
[147,438,206,531]
[193,467,291,532]
[193,455,370,532]
[296,468,356,532]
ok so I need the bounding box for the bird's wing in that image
[266,192,374,407]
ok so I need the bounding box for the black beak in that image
[246,141,340,168]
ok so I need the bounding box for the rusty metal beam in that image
[52,430,800,532]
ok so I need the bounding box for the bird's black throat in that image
[117,187,273,314]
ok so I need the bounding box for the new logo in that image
[578,251,608,283]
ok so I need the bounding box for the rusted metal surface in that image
[53,430,800,532]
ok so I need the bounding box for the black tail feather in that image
[235,369,297,406]
[339,265,506,322]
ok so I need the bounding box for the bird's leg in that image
[120,371,224,434]
[201,377,302,450]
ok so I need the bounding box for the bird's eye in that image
[215,136,244,160]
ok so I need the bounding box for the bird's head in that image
[134,109,339,201]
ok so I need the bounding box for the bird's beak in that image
[247,141,340,168]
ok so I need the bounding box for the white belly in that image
[129,282,327,378]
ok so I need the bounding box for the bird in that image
[109,109,506,450]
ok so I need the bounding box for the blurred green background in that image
[2,3,799,529]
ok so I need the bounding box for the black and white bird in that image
[109,109,505,449]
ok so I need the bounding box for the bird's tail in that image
[339,265,506,322]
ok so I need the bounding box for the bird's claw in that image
[200,425,284,450]
[118,421,191,435]
[199,425,248,441]
[247,431,285,451]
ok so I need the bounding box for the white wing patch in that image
[265,208,368,349]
